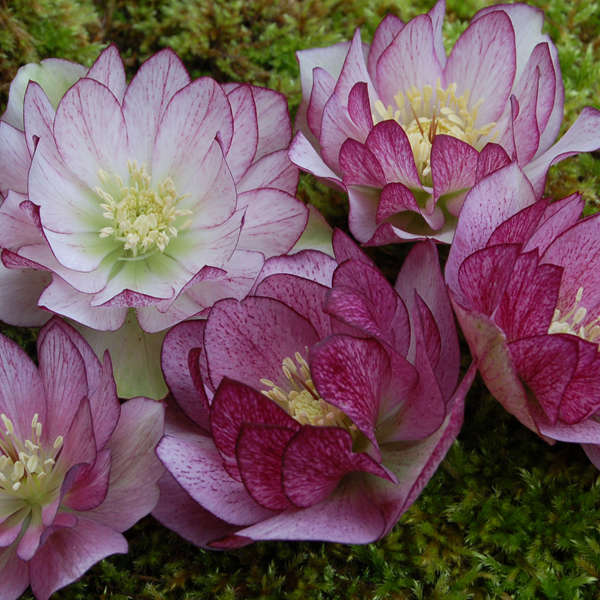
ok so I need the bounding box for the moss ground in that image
[2,0,600,597]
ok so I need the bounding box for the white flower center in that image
[548,286,600,344]
[96,161,192,259]
[0,413,63,503]
[373,80,496,184]
[260,351,357,433]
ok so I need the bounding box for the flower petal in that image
[236,423,297,510]
[86,45,126,103]
[157,432,274,526]
[122,48,190,165]
[85,397,164,531]
[30,518,127,600]
[444,11,516,124]
[283,427,392,507]
[205,296,319,390]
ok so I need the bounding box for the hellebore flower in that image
[153,231,475,546]
[0,318,164,600]
[290,1,600,244]
[0,45,306,398]
[446,163,600,467]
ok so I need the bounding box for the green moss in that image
[3,0,600,597]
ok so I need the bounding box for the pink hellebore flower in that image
[153,231,475,546]
[290,1,600,244]
[0,45,305,398]
[446,163,600,467]
[0,318,164,600]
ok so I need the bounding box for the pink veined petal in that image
[583,444,600,469]
[54,398,97,473]
[30,518,128,600]
[475,143,511,183]
[38,276,128,331]
[205,296,320,391]
[288,131,343,188]
[333,28,375,109]
[376,14,443,108]
[397,241,459,395]
[255,249,337,290]
[247,85,292,161]
[122,48,191,165]
[451,299,538,434]
[37,323,89,444]
[559,339,600,424]
[376,182,419,224]
[224,84,259,183]
[296,41,351,138]
[22,81,56,158]
[508,67,541,166]
[428,0,447,68]
[53,77,130,189]
[85,397,165,532]
[445,163,536,294]
[236,188,308,259]
[444,11,516,125]
[0,334,46,439]
[152,470,237,548]
[331,228,373,265]
[210,379,300,476]
[236,423,297,510]
[495,251,562,341]
[541,213,600,320]
[85,44,126,103]
[347,82,373,133]
[157,432,275,526]
[310,335,389,451]
[0,547,29,600]
[306,67,336,140]
[367,14,404,83]
[328,259,410,356]
[524,193,583,255]
[431,134,478,200]
[0,122,30,194]
[282,427,393,508]
[320,90,369,173]
[62,448,111,511]
[508,335,578,425]
[220,477,386,544]
[255,274,333,338]
[237,148,299,195]
[523,107,600,197]
[339,138,385,187]
[365,120,422,188]
[347,186,381,243]
[457,243,521,315]
[152,77,233,183]
[162,320,211,431]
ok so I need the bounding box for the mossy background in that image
[2,0,600,597]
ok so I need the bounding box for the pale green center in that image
[96,161,192,259]
[260,351,357,434]
[548,286,600,344]
[373,80,496,184]
[0,413,63,505]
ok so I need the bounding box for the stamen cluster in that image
[548,287,600,343]
[260,351,356,432]
[97,161,192,258]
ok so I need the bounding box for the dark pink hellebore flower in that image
[290,1,600,244]
[0,318,164,600]
[446,163,600,467]
[154,231,475,546]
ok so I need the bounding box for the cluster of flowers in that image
[0,1,599,597]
